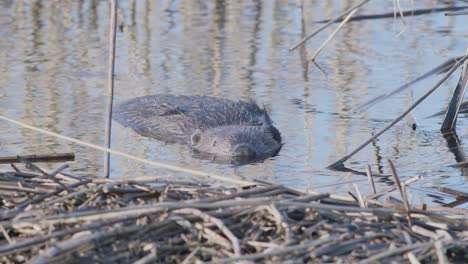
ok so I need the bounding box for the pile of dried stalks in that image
[0,163,466,264]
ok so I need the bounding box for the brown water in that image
[1,1,467,207]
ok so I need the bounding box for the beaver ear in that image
[191,129,203,145]
[232,144,256,159]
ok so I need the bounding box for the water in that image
[1,0,467,207]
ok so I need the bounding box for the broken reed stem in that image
[327,55,468,169]
[353,183,365,208]
[388,160,412,227]
[310,8,358,61]
[104,0,118,178]
[365,165,376,194]
[289,0,372,51]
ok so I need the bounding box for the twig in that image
[104,0,118,178]
[353,184,365,208]
[388,160,412,227]
[289,0,372,51]
[310,8,358,61]
[365,164,376,194]
[327,55,468,169]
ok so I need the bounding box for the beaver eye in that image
[212,140,217,147]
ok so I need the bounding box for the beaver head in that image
[190,124,282,162]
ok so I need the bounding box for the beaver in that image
[114,94,282,163]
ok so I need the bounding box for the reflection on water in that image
[0,0,467,207]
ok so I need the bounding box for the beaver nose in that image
[232,143,256,160]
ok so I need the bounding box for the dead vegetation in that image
[0,161,466,263]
